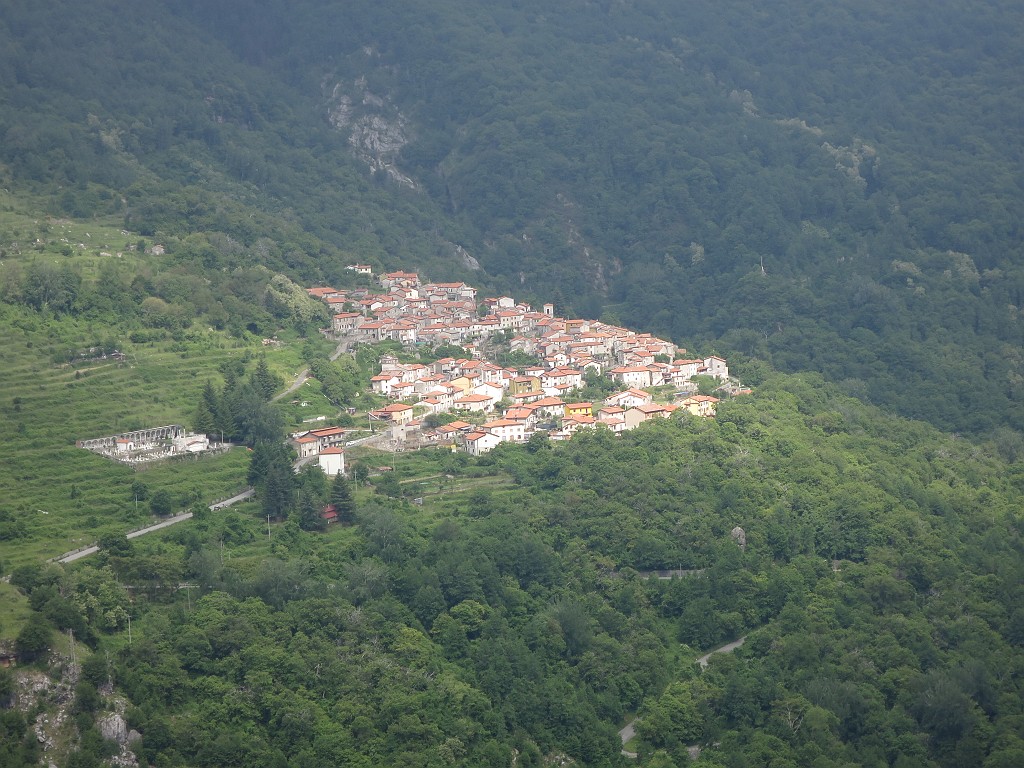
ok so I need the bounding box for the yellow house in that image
[447,376,474,395]
[680,395,719,418]
[510,375,542,396]
[371,403,415,425]
[564,402,593,418]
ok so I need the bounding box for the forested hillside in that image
[5,378,1024,767]
[1,1,1023,434]
[3,4,1024,765]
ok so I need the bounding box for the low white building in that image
[172,433,210,454]
[318,447,346,476]
[464,431,502,456]
[605,389,653,410]
[473,381,505,406]
[671,359,704,383]
[480,418,527,443]
[453,393,495,413]
[371,373,402,397]
[610,366,654,389]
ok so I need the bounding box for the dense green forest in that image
[3,1,1024,766]
[5,378,1024,767]
[1,0,1023,434]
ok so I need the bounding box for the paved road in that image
[126,511,193,539]
[608,568,706,580]
[619,635,747,758]
[57,488,255,564]
[697,636,746,669]
[58,545,102,564]
[273,371,311,402]
[271,334,355,403]
[618,721,638,758]
[329,336,355,361]
[209,488,255,510]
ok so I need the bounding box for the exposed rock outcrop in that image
[731,88,876,188]
[98,712,129,744]
[453,244,481,271]
[324,75,416,189]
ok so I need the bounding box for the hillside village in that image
[295,269,746,462]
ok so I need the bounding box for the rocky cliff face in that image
[324,71,416,189]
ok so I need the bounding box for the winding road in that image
[619,635,747,759]
[696,636,746,669]
[271,334,355,403]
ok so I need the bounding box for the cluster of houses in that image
[292,270,742,458]
[291,425,347,476]
[431,388,724,456]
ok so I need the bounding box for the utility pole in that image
[127,614,132,647]
[267,513,272,541]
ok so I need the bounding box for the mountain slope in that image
[2,0,1024,434]
[6,373,1024,768]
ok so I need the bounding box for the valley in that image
[1,2,1023,767]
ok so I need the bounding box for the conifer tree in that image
[192,399,217,437]
[247,441,274,487]
[201,379,220,415]
[214,390,237,442]
[252,354,280,401]
[261,462,293,521]
[330,473,355,524]
[195,380,227,439]
[293,488,325,531]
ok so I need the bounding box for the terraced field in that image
[0,307,258,567]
